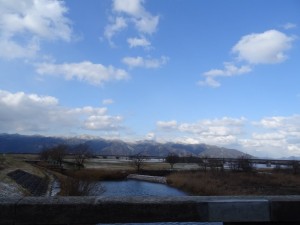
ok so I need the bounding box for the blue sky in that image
[0,0,299,158]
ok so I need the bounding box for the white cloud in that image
[178,117,245,136]
[83,115,123,130]
[105,0,159,44]
[198,77,221,88]
[113,0,159,34]
[127,36,151,48]
[133,14,159,34]
[102,99,114,105]
[252,132,286,140]
[157,120,178,130]
[35,61,129,85]
[104,17,127,45]
[155,115,300,157]
[240,115,300,157]
[113,0,144,16]
[282,23,297,30]
[0,0,72,59]
[0,38,40,60]
[0,90,70,133]
[232,29,294,64]
[156,117,245,146]
[203,62,252,77]
[0,90,124,134]
[122,56,168,68]
[252,115,300,147]
[199,62,252,87]
[255,115,300,135]
[200,29,295,88]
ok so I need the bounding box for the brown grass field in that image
[167,170,300,196]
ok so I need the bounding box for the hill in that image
[0,133,248,158]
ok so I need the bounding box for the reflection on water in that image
[100,180,186,196]
[97,180,222,225]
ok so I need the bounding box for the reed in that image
[167,171,300,195]
[63,168,132,181]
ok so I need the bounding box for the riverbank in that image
[0,155,49,197]
[127,174,166,184]
[3,154,300,197]
[167,170,300,196]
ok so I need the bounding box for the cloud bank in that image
[0,90,124,135]
[0,0,72,59]
[155,115,300,158]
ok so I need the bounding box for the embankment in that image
[127,174,166,184]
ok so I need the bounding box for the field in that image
[2,154,300,197]
[73,158,199,170]
[167,170,300,196]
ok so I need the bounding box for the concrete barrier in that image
[127,174,167,184]
[1,196,300,224]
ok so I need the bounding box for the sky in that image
[0,0,300,158]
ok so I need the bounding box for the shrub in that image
[167,170,300,196]
[165,153,180,169]
[60,176,103,196]
[0,154,6,170]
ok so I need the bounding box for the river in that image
[96,180,222,225]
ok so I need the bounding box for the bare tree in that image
[73,144,92,169]
[237,155,254,172]
[198,156,209,172]
[131,153,146,172]
[165,153,180,169]
[49,144,68,168]
[60,177,103,196]
[289,160,300,174]
[207,158,224,172]
[39,148,51,161]
[228,160,239,172]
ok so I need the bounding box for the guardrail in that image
[1,196,300,224]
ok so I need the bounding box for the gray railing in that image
[1,196,300,224]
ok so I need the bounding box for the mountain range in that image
[0,133,248,158]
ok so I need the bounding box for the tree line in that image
[39,144,300,174]
[39,144,93,169]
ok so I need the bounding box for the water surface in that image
[98,180,222,225]
[101,180,187,196]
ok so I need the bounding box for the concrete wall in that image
[127,174,167,184]
[1,196,300,224]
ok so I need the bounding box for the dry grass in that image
[0,155,46,180]
[167,171,300,196]
[64,168,132,181]
[53,169,130,196]
[0,154,47,196]
[83,158,170,171]
[59,176,101,196]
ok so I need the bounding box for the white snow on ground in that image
[0,181,23,197]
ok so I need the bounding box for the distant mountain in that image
[0,133,65,153]
[0,133,249,158]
